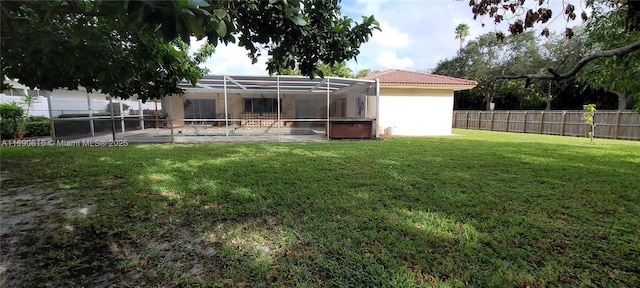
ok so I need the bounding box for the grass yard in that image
[1,129,639,287]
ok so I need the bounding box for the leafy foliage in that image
[1,1,379,101]
[434,31,547,110]
[278,61,355,78]
[454,23,470,48]
[579,5,640,111]
[24,116,50,137]
[0,102,24,138]
[582,104,597,144]
[468,0,640,39]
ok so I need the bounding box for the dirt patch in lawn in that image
[0,183,115,287]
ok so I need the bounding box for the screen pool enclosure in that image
[47,75,380,143]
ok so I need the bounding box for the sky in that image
[192,0,587,76]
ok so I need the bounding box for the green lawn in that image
[1,129,639,287]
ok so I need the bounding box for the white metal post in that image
[364,89,368,118]
[138,99,144,130]
[326,78,330,140]
[46,90,56,141]
[375,79,380,138]
[119,101,125,133]
[86,92,95,137]
[277,76,281,141]
[108,96,116,141]
[224,75,229,141]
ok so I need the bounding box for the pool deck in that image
[73,127,330,143]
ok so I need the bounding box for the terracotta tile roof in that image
[361,69,477,87]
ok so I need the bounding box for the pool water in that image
[155,129,318,137]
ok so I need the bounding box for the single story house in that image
[161,69,476,138]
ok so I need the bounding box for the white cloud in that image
[354,0,388,14]
[372,21,411,49]
[376,51,413,69]
[199,44,269,75]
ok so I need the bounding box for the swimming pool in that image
[155,129,319,137]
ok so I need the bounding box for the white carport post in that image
[224,75,229,141]
[46,90,56,142]
[119,101,125,133]
[86,92,95,137]
[138,99,144,130]
[108,96,116,141]
[326,78,330,140]
[277,76,281,141]
[375,78,380,138]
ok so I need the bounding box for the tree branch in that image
[494,39,640,83]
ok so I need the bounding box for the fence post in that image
[539,111,544,134]
[522,111,527,133]
[560,111,567,136]
[490,111,495,131]
[465,111,469,129]
[506,111,511,132]
[477,111,482,130]
[613,111,621,139]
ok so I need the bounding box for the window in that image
[243,98,280,113]
[184,99,216,119]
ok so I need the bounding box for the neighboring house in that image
[361,69,477,136]
[1,79,160,118]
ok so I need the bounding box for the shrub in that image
[25,116,50,137]
[0,103,24,138]
[106,102,129,115]
[0,102,24,119]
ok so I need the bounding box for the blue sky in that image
[193,0,585,75]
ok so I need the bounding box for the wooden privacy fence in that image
[453,110,640,140]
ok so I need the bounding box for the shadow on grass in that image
[1,134,639,287]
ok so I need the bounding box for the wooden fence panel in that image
[618,112,640,140]
[507,112,524,132]
[541,112,562,135]
[492,112,508,131]
[563,112,587,137]
[452,110,640,140]
[525,112,540,133]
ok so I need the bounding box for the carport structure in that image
[157,74,380,142]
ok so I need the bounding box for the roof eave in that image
[379,84,478,91]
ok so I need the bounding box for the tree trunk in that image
[546,96,552,110]
[484,90,493,111]
[612,91,628,110]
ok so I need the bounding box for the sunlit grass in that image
[1,129,639,287]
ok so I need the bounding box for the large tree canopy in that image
[1,0,379,101]
[468,0,640,82]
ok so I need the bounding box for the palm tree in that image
[455,23,470,48]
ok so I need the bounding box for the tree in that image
[466,0,640,77]
[582,104,597,144]
[279,61,355,78]
[454,24,470,48]
[1,0,380,101]
[579,5,640,110]
[434,31,546,110]
[467,0,640,111]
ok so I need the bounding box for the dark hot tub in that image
[327,118,374,139]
